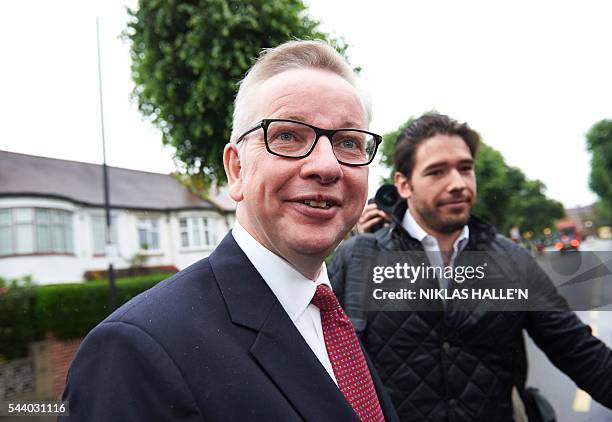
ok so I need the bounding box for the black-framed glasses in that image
[236,119,382,166]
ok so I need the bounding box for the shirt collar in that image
[231,220,330,323]
[402,208,470,252]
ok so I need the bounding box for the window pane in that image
[66,224,73,253]
[36,210,51,252]
[180,225,189,247]
[0,209,10,225]
[179,218,191,248]
[138,228,148,249]
[192,225,201,246]
[203,229,211,246]
[203,218,214,246]
[36,209,50,223]
[16,224,34,254]
[138,218,158,250]
[51,210,62,225]
[64,212,73,252]
[0,226,12,254]
[54,225,66,252]
[181,232,189,248]
[37,224,52,252]
[151,231,159,249]
[110,217,118,245]
[15,208,33,223]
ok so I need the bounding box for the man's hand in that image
[357,203,393,234]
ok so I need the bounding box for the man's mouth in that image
[439,198,469,206]
[302,199,334,209]
[289,195,341,211]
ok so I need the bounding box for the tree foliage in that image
[592,201,612,227]
[586,119,612,215]
[379,118,564,236]
[126,0,344,187]
[379,117,414,176]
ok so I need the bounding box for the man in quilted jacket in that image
[329,112,612,421]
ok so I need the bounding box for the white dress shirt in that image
[231,221,338,385]
[402,209,470,289]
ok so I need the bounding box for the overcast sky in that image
[2,0,611,209]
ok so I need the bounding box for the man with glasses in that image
[62,40,398,421]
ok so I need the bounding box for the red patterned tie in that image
[311,284,385,421]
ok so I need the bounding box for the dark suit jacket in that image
[61,233,398,421]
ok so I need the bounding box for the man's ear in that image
[223,143,244,202]
[394,171,412,199]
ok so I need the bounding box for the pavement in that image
[527,238,612,421]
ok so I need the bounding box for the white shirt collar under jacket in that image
[231,220,338,385]
[402,208,470,263]
[231,220,331,323]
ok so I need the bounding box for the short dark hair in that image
[394,113,481,178]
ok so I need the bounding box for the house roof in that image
[0,150,226,212]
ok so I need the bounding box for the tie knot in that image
[311,284,341,311]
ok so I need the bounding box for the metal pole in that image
[96,17,116,311]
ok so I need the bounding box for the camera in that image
[374,184,401,215]
[367,184,402,232]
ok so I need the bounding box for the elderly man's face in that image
[225,68,369,268]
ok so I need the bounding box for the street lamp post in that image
[96,17,116,311]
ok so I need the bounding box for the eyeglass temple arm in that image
[236,121,264,143]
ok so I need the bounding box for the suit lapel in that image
[251,300,359,421]
[209,233,359,421]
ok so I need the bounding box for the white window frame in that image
[0,207,74,256]
[179,216,216,249]
[137,217,161,252]
[0,208,13,255]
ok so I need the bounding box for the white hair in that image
[230,40,372,145]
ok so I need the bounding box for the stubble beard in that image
[415,202,471,234]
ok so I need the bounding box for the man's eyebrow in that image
[458,158,475,165]
[276,116,363,129]
[422,158,474,172]
[421,162,447,172]
[284,115,308,122]
[339,120,363,129]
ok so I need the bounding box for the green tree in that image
[471,144,521,228]
[378,119,564,236]
[126,0,345,187]
[586,119,612,215]
[592,201,612,227]
[508,179,564,235]
[379,117,414,181]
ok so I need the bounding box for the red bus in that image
[555,218,582,251]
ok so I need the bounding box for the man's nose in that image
[447,168,467,192]
[300,136,343,184]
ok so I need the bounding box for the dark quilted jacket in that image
[329,211,612,421]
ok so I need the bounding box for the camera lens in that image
[374,184,401,216]
[381,191,395,206]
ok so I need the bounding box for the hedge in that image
[0,272,175,360]
[0,284,39,360]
